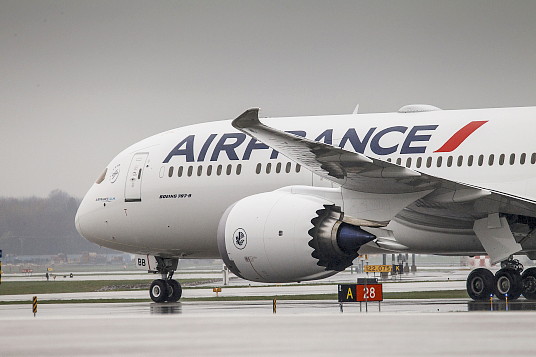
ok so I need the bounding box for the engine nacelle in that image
[217,189,376,283]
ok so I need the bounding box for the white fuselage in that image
[76,107,536,259]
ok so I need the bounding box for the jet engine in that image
[217,189,376,283]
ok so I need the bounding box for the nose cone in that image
[75,193,89,239]
[75,184,106,246]
[75,182,121,250]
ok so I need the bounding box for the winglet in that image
[232,108,260,129]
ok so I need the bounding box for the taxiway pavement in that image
[2,267,535,356]
[1,309,535,356]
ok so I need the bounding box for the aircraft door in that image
[125,152,149,202]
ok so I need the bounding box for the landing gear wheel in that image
[466,268,494,300]
[150,279,168,303]
[522,267,536,300]
[494,268,522,300]
[166,279,182,302]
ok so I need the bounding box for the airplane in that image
[75,104,536,303]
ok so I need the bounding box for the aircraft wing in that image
[233,108,435,194]
[232,108,536,218]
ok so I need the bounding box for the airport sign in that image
[364,265,392,273]
[356,284,383,302]
[392,264,403,274]
[338,282,384,302]
[338,284,357,302]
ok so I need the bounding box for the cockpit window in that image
[95,168,107,184]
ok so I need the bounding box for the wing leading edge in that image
[233,108,431,194]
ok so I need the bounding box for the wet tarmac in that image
[3,268,536,355]
[3,298,536,319]
[1,300,536,356]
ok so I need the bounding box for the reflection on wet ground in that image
[3,298,536,357]
[141,298,536,316]
[150,302,182,314]
[4,298,536,319]
[468,299,536,311]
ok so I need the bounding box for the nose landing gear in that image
[149,257,182,303]
[466,258,536,301]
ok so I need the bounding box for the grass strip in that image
[0,289,469,305]
[185,280,465,289]
[0,298,151,305]
[183,294,338,302]
[0,279,211,295]
[385,290,469,299]
[184,290,469,301]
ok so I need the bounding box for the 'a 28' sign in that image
[338,284,384,302]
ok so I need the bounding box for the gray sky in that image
[2,0,536,198]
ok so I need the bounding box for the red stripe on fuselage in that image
[434,121,488,153]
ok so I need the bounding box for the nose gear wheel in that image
[149,257,182,303]
[150,279,168,303]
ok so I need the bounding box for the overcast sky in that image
[1,0,536,198]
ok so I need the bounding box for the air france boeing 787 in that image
[76,105,536,302]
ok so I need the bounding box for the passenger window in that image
[406,158,412,167]
[499,154,505,165]
[256,163,261,174]
[177,166,183,177]
[168,166,174,177]
[276,162,282,173]
[266,163,272,174]
[159,166,165,178]
[467,155,474,167]
[187,166,193,177]
[532,153,536,164]
[217,165,222,176]
[426,157,432,168]
[396,158,402,165]
[236,164,242,175]
[296,164,301,173]
[387,158,392,163]
[457,156,463,167]
[520,153,527,165]
[226,164,232,175]
[207,165,212,176]
[447,156,453,167]
[488,154,495,166]
[416,157,422,168]
[197,166,203,176]
[436,157,442,167]
[509,153,515,165]
[285,162,291,173]
[478,155,484,166]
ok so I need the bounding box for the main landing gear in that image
[466,258,536,301]
[149,257,182,303]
